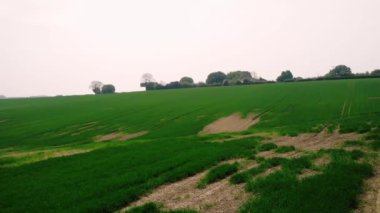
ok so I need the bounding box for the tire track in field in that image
[341,81,356,119]
[250,95,290,121]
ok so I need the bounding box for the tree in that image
[140,73,156,87]
[325,65,353,78]
[101,84,116,94]
[276,70,294,82]
[226,71,253,84]
[166,81,181,89]
[371,69,380,76]
[222,79,229,86]
[206,71,227,85]
[89,81,103,94]
[179,77,194,86]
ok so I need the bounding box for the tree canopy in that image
[101,84,116,94]
[226,71,253,84]
[371,69,380,76]
[89,81,103,94]
[206,71,227,85]
[325,65,353,78]
[276,70,294,82]
[179,77,194,85]
[140,73,156,87]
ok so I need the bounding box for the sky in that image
[0,0,379,97]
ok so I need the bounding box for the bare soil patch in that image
[4,149,91,158]
[298,169,321,180]
[355,162,380,213]
[256,150,304,159]
[1,149,93,168]
[256,166,282,178]
[122,159,255,213]
[313,155,332,168]
[199,113,259,135]
[95,131,148,142]
[264,129,362,151]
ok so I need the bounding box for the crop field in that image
[0,79,380,213]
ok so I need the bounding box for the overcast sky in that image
[1,0,379,97]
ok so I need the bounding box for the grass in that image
[197,162,239,188]
[241,150,374,213]
[0,79,379,212]
[256,143,278,152]
[275,145,296,153]
[230,164,269,184]
[344,140,366,147]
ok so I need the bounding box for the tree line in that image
[140,65,380,91]
[89,65,380,94]
[140,71,268,91]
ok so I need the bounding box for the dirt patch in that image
[298,169,321,180]
[212,132,277,143]
[264,129,362,151]
[4,149,91,158]
[313,155,332,168]
[256,150,304,159]
[95,131,148,142]
[121,159,255,213]
[1,149,93,168]
[256,166,282,178]
[199,113,259,135]
[355,163,380,213]
[52,149,92,157]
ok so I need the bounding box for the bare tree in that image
[89,81,103,94]
[251,71,259,80]
[140,73,156,87]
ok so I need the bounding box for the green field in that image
[1,79,380,212]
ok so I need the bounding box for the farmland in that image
[0,79,380,212]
